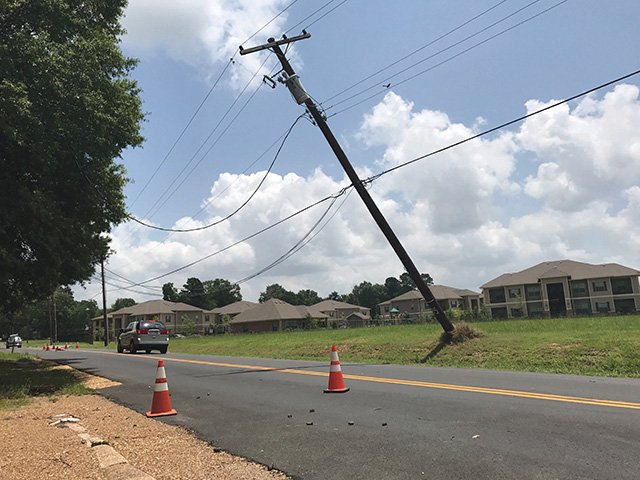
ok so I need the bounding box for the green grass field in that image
[0,352,92,410]
[78,315,640,378]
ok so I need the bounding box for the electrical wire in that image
[91,68,640,295]
[327,0,568,117]
[129,58,234,209]
[363,68,640,182]
[302,0,349,30]
[236,187,354,284]
[284,0,339,35]
[128,113,306,232]
[142,54,274,220]
[121,186,354,289]
[321,0,509,105]
[240,0,300,48]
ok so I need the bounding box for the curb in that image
[53,416,155,480]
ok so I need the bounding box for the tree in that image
[327,291,344,301]
[384,277,404,299]
[399,272,434,291]
[296,289,322,306]
[203,279,242,309]
[345,281,386,317]
[0,1,144,315]
[111,298,136,311]
[162,282,180,302]
[162,283,180,302]
[259,284,298,304]
[180,277,207,309]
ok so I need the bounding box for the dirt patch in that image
[0,390,289,480]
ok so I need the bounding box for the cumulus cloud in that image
[121,0,290,87]
[77,86,640,303]
[519,84,640,210]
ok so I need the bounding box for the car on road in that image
[117,321,169,354]
[6,334,22,349]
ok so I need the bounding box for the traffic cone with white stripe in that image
[324,344,350,393]
[146,359,177,417]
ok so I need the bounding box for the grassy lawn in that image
[77,315,640,378]
[0,352,92,410]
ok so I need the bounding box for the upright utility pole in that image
[101,257,109,346]
[240,33,454,334]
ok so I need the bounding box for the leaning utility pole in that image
[240,33,454,334]
[101,257,109,347]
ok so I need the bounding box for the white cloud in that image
[77,87,640,303]
[121,0,290,87]
[519,84,640,210]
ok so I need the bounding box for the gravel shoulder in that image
[0,368,289,480]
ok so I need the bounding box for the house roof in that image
[378,285,481,306]
[110,299,203,316]
[312,299,370,312]
[345,312,368,320]
[211,300,259,316]
[230,299,328,324]
[481,260,640,289]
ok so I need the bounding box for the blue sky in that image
[77,0,640,303]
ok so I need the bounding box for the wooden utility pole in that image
[240,33,454,334]
[101,257,109,346]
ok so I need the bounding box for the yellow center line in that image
[76,349,640,410]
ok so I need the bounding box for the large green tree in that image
[259,284,298,304]
[203,279,241,310]
[0,1,144,314]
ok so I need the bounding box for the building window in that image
[612,278,633,295]
[595,301,610,313]
[165,315,171,323]
[614,298,636,313]
[525,284,541,301]
[592,280,608,292]
[508,287,521,299]
[527,302,544,317]
[205,315,210,322]
[570,280,588,297]
[491,307,508,318]
[510,307,523,318]
[573,299,591,315]
[384,306,389,312]
[489,288,506,303]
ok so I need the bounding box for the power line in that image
[302,0,349,31]
[236,187,354,284]
[128,58,234,208]
[124,186,353,289]
[327,0,568,117]
[365,67,640,181]
[98,68,640,294]
[321,0,509,105]
[240,0,300,48]
[285,0,343,35]
[128,113,306,232]
[141,54,274,220]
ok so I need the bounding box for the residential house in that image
[210,300,259,325]
[481,260,640,318]
[312,299,371,327]
[378,285,483,322]
[93,299,207,338]
[229,298,328,333]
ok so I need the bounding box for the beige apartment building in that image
[378,285,482,321]
[481,260,640,318]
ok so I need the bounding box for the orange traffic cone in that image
[64,343,68,349]
[146,360,177,417]
[46,345,50,351]
[75,341,79,349]
[324,344,350,393]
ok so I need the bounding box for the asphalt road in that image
[28,346,640,479]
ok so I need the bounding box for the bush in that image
[441,322,483,345]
